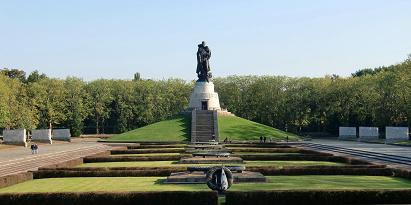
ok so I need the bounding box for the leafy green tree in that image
[63,77,89,136]
[86,80,113,134]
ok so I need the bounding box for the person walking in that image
[34,144,39,154]
[30,144,35,154]
[259,136,263,143]
[263,136,267,143]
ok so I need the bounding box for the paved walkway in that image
[0,141,111,177]
[300,138,411,169]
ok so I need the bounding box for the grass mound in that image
[108,115,190,142]
[218,115,299,141]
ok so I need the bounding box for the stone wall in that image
[3,129,27,146]
[359,127,379,141]
[386,127,409,142]
[32,129,52,144]
[338,127,356,140]
[53,129,71,141]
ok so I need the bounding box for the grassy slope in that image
[218,115,299,141]
[77,160,343,168]
[1,176,411,193]
[108,115,190,141]
[108,114,299,142]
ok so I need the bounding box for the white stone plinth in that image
[386,127,409,143]
[359,127,379,141]
[3,129,27,146]
[32,129,52,144]
[188,81,221,111]
[53,129,71,142]
[338,127,356,140]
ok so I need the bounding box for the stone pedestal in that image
[188,81,221,111]
[3,129,27,146]
[32,129,52,144]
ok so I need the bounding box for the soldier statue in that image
[196,41,212,82]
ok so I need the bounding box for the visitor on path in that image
[259,136,263,143]
[224,137,228,143]
[263,136,267,143]
[34,144,39,154]
[30,144,35,154]
[286,136,289,143]
[212,134,216,141]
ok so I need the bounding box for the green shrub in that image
[83,155,185,163]
[111,149,185,154]
[246,167,393,176]
[225,190,411,205]
[0,191,218,205]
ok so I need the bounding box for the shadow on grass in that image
[175,114,191,142]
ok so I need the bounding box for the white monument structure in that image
[188,81,221,111]
[385,127,409,143]
[52,129,71,141]
[3,129,27,146]
[338,127,356,140]
[32,129,52,144]
[359,127,379,141]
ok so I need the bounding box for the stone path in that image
[0,141,111,177]
[298,138,411,169]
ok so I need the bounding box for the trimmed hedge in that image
[247,167,393,176]
[236,154,337,161]
[228,148,301,153]
[0,191,218,205]
[127,144,187,149]
[38,166,185,171]
[33,169,183,178]
[225,190,411,205]
[0,172,33,189]
[83,155,188,163]
[39,158,83,169]
[111,149,185,154]
[225,144,291,148]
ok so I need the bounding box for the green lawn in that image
[108,115,190,142]
[218,115,299,141]
[1,176,410,193]
[78,160,342,168]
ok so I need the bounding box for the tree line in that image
[1,55,410,136]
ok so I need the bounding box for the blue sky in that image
[1,0,410,81]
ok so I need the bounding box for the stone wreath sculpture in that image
[205,166,233,193]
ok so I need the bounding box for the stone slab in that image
[358,127,379,141]
[52,129,71,142]
[386,127,409,142]
[179,156,243,164]
[31,129,52,144]
[338,127,356,140]
[165,171,267,184]
[3,129,27,146]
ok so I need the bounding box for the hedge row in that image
[33,169,183,178]
[39,166,185,171]
[247,167,393,176]
[236,154,338,161]
[228,148,301,153]
[127,144,187,149]
[111,149,185,154]
[225,144,291,148]
[0,172,33,189]
[0,191,218,205]
[39,158,83,169]
[83,155,188,163]
[225,190,411,205]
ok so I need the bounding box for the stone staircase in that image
[0,143,110,177]
[191,110,219,142]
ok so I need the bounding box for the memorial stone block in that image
[52,129,71,142]
[385,127,409,143]
[32,129,52,144]
[338,127,356,140]
[3,129,27,146]
[359,127,379,141]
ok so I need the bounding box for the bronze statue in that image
[196,41,212,82]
